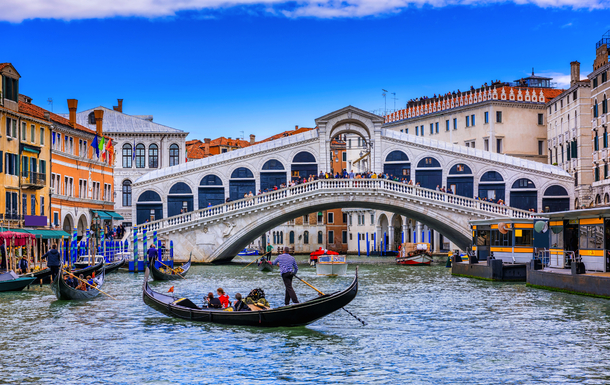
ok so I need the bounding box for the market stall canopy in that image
[0,231,35,246]
[92,210,123,220]
[0,228,70,239]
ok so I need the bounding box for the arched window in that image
[289,231,295,244]
[279,231,283,244]
[273,231,276,244]
[304,231,309,244]
[292,152,316,163]
[135,144,145,168]
[122,180,132,207]
[262,159,285,170]
[122,144,132,168]
[88,112,96,125]
[317,231,323,244]
[512,178,536,189]
[148,144,158,168]
[385,150,409,162]
[169,144,180,167]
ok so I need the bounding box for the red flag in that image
[167,286,174,293]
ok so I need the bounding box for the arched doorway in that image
[63,213,74,234]
[229,167,255,201]
[136,190,163,225]
[168,182,193,217]
[392,214,403,250]
[260,159,286,191]
[378,213,389,251]
[77,214,88,238]
[415,157,442,189]
[478,171,505,201]
[447,163,474,198]
[383,151,410,181]
[198,175,224,209]
[510,178,537,211]
[291,152,317,181]
[542,185,570,212]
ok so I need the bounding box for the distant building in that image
[186,136,253,161]
[67,101,188,226]
[546,61,592,209]
[384,74,563,163]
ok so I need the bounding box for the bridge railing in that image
[135,179,537,233]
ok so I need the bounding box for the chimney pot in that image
[295,125,299,130]
[94,109,104,136]
[570,61,581,86]
[249,134,255,144]
[44,111,50,120]
[67,99,78,127]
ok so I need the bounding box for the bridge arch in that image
[260,159,287,191]
[229,167,255,201]
[198,175,224,209]
[136,189,163,224]
[415,156,442,189]
[168,182,194,217]
[447,162,474,198]
[510,178,537,211]
[291,151,318,181]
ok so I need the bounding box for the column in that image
[433,230,441,252]
[388,225,394,251]
[416,222,423,243]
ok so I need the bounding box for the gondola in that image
[257,252,273,272]
[21,267,52,284]
[0,271,36,292]
[51,267,105,300]
[142,267,359,327]
[70,260,105,277]
[104,255,126,274]
[150,255,191,281]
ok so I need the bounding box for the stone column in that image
[416,222,423,243]
[376,225,382,251]
[433,230,441,252]
[388,225,394,251]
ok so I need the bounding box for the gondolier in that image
[147,244,157,267]
[42,244,61,282]
[273,247,299,306]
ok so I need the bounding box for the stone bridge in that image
[131,106,573,262]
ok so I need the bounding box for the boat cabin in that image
[470,218,548,264]
[539,208,610,272]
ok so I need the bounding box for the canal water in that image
[3,257,610,384]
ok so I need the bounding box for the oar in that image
[294,275,367,326]
[156,259,186,279]
[63,270,117,300]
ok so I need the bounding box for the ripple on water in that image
[1,261,610,384]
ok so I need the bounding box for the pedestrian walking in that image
[272,246,299,306]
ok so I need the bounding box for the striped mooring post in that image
[143,228,148,264]
[133,227,138,273]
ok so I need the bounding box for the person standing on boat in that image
[273,247,299,306]
[42,244,61,282]
[147,244,158,267]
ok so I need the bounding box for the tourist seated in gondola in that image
[76,274,88,291]
[204,292,222,309]
[87,275,97,289]
[232,293,251,311]
[217,288,230,308]
[66,273,77,288]
[244,288,270,309]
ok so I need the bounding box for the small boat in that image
[73,255,104,270]
[238,248,260,257]
[104,255,126,274]
[0,271,36,292]
[150,255,191,281]
[52,268,105,300]
[396,243,433,265]
[71,260,105,277]
[257,254,273,272]
[142,267,359,327]
[312,249,348,276]
[21,267,53,284]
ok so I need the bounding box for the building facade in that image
[383,75,562,163]
[68,101,188,227]
[0,63,52,230]
[546,61,592,209]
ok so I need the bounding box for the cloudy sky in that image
[2,0,609,139]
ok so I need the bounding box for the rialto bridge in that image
[131,106,573,262]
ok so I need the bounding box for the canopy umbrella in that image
[310,247,339,257]
[0,231,36,247]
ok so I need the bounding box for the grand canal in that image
[3,257,610,384]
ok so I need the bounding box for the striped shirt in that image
[273,254,298,275]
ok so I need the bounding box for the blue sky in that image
[1,1,609,140]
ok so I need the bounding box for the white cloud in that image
[1,0,607,22]
[536,71,588,88]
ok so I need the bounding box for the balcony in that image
[564,131,570,140]
[593,119,598,129]
[602,115,607,126]
[22,172,46,190]
[593,152,599,162]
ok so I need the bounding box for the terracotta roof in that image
[18,99,109,140]
[0,63,10,71]
[209,137,251,147]
[255,127,315,144]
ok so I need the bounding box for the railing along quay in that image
[135,179,538,233]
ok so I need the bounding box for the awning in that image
[106,211,124,220]
[31,230,71,239]
[92,210,112,220]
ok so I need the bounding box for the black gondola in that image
[150,255,191,281]
[51,268,105,300]
[70,260,105,277]
[104,256,126,274]
[21,267,52,284]
[142,267,359,327]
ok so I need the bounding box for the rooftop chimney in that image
[44,111,50,121]
[67,99,78,127]
[94,109,104,137]
[295,125,299,131]
[204,138,211,144]
[249,134,255,144]
[570,61,581,86]
[113,99,123,113]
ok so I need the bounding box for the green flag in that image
[98,136,105,153]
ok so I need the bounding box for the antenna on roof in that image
[239,131,244,140]
[532,67,534,76]
[391,92,398,112]
[382,89,388,116]
[47,98,53,112]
